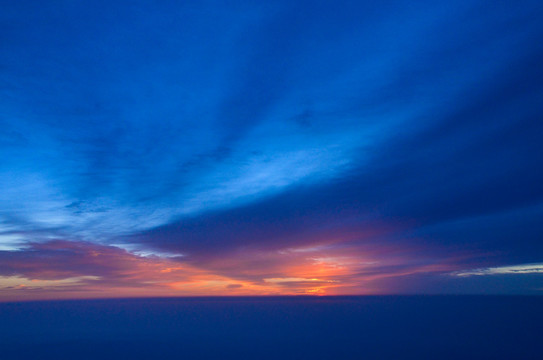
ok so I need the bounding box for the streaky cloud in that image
[1,0,542,297]
[453,264,543,277]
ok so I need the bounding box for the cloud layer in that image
[1,0,542,299]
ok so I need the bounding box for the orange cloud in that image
[0,238,464,301]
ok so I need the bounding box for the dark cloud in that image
[226,284,243,290]
[0,240,166,282]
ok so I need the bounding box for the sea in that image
[0,296,541,359]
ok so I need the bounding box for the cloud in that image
[1,0,543,298]
[453,264,543,277]
[0,238,462,300]
[226,284,243,289]
[0,240,187,284]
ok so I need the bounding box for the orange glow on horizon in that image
[0,239,463,301]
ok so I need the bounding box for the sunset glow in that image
[1,0,542,301]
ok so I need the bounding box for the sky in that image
[0,0,542,301]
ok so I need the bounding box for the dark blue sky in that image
[1,0,542,299]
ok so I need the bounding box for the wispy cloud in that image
[453,264,543,277]
[1,0,543,298]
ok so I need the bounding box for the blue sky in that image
[1,0,542,299]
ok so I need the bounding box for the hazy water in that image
[0,296,541,359]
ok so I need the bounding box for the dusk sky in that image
[1,0,542,301]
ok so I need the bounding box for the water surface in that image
[1,296,541,359]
